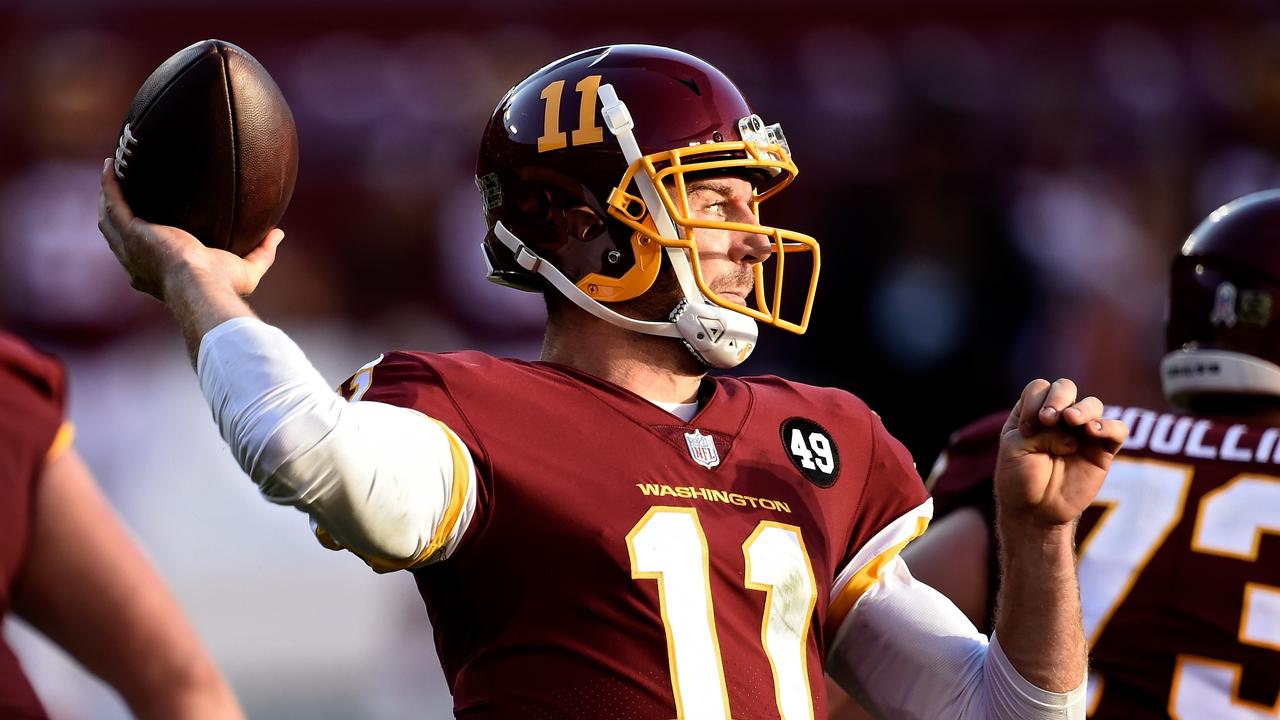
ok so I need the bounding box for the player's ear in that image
[564,205,604,244]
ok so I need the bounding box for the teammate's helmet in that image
[1163,189,1280,407]
[476,44,818,337]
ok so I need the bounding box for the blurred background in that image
[1,0,1277,716]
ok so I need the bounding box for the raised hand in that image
[995,378,1128,527]
[97,159,283,302]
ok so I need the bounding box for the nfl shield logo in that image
[684,430,720,469]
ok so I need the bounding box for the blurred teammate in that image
[0,331,242,719]
[831,190,1280,719]
[98,44,1125,718]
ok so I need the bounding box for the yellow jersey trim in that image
[825,515,929,635]
[45,421,75,464]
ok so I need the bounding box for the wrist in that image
[159,252,226,305]
[997,511,1077,560]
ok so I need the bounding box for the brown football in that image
[114,39,298,257]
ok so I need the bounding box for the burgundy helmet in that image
[1163,189,1280,407]
[475,44,818,344]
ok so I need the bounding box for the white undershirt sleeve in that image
[827,554,1085,719]
[196,317,476,570]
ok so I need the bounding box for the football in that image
[114,39,298,257]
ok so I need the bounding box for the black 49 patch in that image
[780,417,840,487]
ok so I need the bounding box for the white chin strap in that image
[492,222,756,368]
[1161,349,1280,408]
[490,82,758,369]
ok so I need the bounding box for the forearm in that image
[828,556,1083,719]
[161,260,257,368]
[15,450,242,719]
[992,515,1086,692]
[117,650,241,720]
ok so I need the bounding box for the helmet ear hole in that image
[564,205,605,244]
[535,188,556,221]
[510,185,580,254]
[514,187,556,223]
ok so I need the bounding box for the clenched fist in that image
[995,378,1128,527]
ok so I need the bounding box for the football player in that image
[830,190,1280,718]
[0,331,242,719]
[97,44,1125,718]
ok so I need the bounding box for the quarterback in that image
[98,45,1125,718]
[833,191,1280,719]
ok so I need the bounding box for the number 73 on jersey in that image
[1080,458,1280,717]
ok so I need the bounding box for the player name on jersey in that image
[1108,405,1280,463]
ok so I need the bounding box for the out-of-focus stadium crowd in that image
[0,1,1276,717]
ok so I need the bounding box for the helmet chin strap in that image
[595,82,758,368]
[492,221,756,368]
[491,221,679,339]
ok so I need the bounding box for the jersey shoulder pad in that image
[339,350,512,403]
[0,331,65,408]
[0,332,69,465]
[737,374,870,419]
[337,350,516,468]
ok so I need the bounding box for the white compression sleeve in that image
[827,555,1085,720]
[196,317,474,566]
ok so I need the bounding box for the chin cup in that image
[670,299,759,369]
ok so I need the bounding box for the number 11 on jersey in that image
[627,506,818,719]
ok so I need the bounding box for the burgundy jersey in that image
[338,351,928,719]
[0,332,68,719]
[931,406,1280,718]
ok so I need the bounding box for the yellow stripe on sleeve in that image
[825,514,929,636]
[45,421,75,464]
[312,417,473,574]
[401,419,472,569]
[313,524,343,551]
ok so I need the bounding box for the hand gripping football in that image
[114,39,298,257]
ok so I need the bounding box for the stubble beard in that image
[615,264,754,322]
